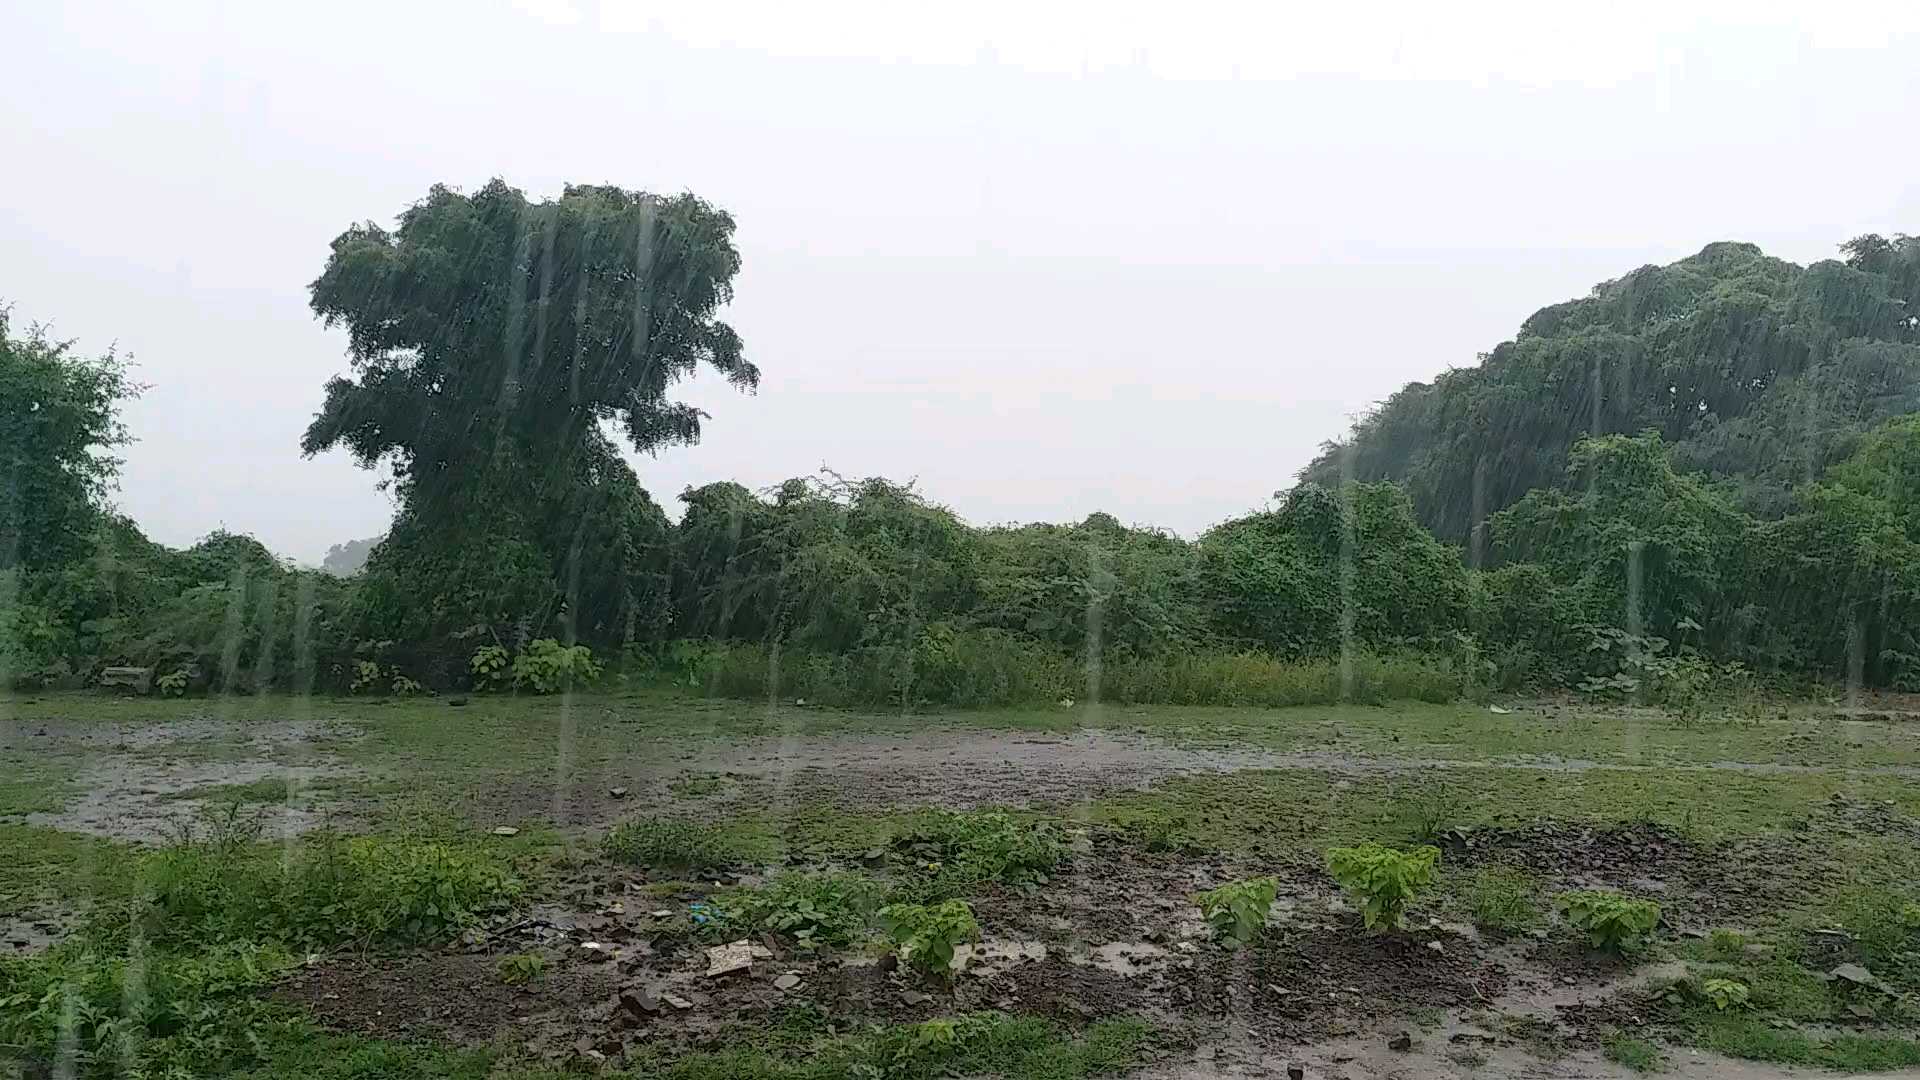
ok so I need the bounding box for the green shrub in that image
[511,638,603,693]
[713,873,885,949]
[1557,890,1660,953]
[497,952,547,985]
[1326,843,1439,931]
[879,899,980,980]
[1701,978,1752,1011]
[890,810,1064,896]
[1464,866,1540,933]
[603,817,742,872]
[1195,876,1278,948]
[469,644,510,689]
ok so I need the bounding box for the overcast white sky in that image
[4,1,1917,562]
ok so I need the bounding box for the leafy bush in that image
[1464,866,1541,933]
[1195,876,1278,948]
[1702,978,1752,1011]
[603,817,742,872]
[879,899,980,980]
[156,667,191,696]
[1706,928,1748,962]
[511,637,603,693]
[1557,890,1660,953]
[889,810,1064,897]
[497,952,547,985]
[469,644,510,689]
[712,873,885,949]
[1326,843,1439,931]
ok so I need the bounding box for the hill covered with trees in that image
[1300,236,1920,543]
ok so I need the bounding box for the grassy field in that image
[3,690,1918,1079]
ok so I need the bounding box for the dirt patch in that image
[1441,822,1797,925]
[455,729,1310,829]
[6,714,365,841]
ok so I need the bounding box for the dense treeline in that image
[3,190,1916,705]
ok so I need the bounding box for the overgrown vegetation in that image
[9,231,1920,702]
[603,817,746,873]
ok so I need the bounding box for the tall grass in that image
[644,636,1465,710]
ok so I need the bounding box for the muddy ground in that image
[7,696,1920,1079]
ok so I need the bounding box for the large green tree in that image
[302,180,755,655]
[0,311,132,572]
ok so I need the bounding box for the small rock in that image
[1425,940,1445,954]
[651,910,674,918]
[900,990,933,1005]
[447,697,468,707]
[706,940,757,977]
[1488,704,1511,714]
[1389,1032,1414,1052]
[491,826,520,837]
[609,786,629,798]
[773,973,801,991]
[663,993,693,1010]
[581,942,613,962]
[618,987,659,1016]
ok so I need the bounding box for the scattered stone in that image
[706,940,757,977]
[900,990,933,1006]
[773,973,801,991]
[1828,963,1896,995]
[609,786,629,798]
[491,826,520,837]
[663,993,693,1010]
[652,910,674,918]
[1847,1003,1878,1019]
[619,987,660,1017]
[1425,940,1445,954]
[581,942,613,962]
[1388,1032,1414,1052]
[1488,704,1511,714]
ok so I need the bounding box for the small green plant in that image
[1195,876,1277,948]
[1464,865,1540,933]
[497,952,547,985]
[714,873,884,949]
[1557,890,1660,953]
[156,667,191,696]
[1701,978,1751,1011]
[603,817,740,872]
[1605,1034,1665,1072]
[390,673,423,695]
[879,899,979,980]
[469,644,510,689]
[1391,787,1466,846]
[889,810,1063,896]
[511,638,603,694]
[1326,843,1439,931]
[1706,928,1747,961]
